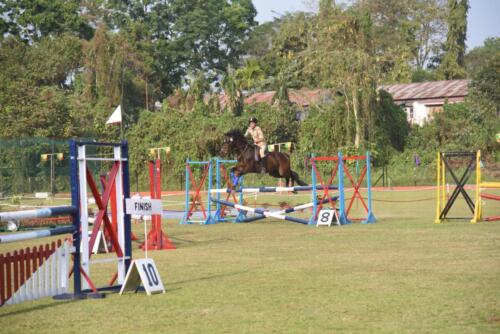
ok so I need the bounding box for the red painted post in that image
[13,251,19,293]
[111,175,118,239]
[25,247,31,293]
[37,245,43,268]
[6,252,12,304]
[0,254,5,305]
[141,159,175,251]
[103,173,137,251]
[19,249,25,290]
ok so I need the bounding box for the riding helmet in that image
[249,117,258,124]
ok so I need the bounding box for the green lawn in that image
[1,189,499,333]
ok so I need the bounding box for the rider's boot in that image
[259,159,266,174]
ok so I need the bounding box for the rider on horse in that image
[220,128,307,187]
[244,117,267,172]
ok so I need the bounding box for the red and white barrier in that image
[0,239,72,306]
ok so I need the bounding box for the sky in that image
[252,0,500,50]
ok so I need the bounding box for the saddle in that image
[252,144,268,161]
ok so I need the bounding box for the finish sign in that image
[125,198,162,216]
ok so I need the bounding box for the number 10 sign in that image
[120,258,165,295]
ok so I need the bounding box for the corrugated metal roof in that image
[244,89,332,107]
[244,91,275,105]
[379,79,470,101]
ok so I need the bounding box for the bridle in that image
[224,135,252,155]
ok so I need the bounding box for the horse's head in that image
[220,129,245,156]
[219,134,232,157]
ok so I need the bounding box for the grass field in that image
[1,188,499,333]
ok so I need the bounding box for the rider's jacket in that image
[244,126,266,147]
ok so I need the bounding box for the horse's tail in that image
[291,170,308,186]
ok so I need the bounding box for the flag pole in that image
[120,115,124,140]
[121,66,125,141]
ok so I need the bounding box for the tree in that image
[0,0,93,42]
[469,54,500,116]
[354,0,446,81]
[236,59,265,92]
[245,12,316,90]
[27,34,82,87]
[185,72,210,111]
[243,20,279,60]
[410,0,447,70]
[0,37,78,138]
[437,0,468,79]
[272,67,291,108]
[103,0,257,97]
[222,65,244,116]
[465,37,500,77]
[408,102,499,153]
[72,25,150,138]
[300,6,379,148]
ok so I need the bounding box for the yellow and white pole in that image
[471,150,481,223]
[435,152,442,224]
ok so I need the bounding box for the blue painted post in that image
[216,158,221,219]
[204,160,215,224]
[363,151,377,224]
[236,184,245,222]
[338,151,350,225]
[69,139,82,297]
[234,171,247,223]
[309,155,317,225]
[180,160,190,224]
[121,141,133,268]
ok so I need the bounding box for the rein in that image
[232,138,253,157]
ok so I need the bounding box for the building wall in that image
[412,102,429,125]
[405,101,452,126]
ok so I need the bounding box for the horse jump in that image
[212,196,339,224]
[181,151,376,226]
[0,140,132,306]
[435,151,478,223]
[311,152,376,225]
[472,150,500,223]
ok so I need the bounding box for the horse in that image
[219,129,307,187]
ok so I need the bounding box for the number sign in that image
[120,258,165,295]
[316,209,339,227]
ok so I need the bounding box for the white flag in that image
[106,105,122,124]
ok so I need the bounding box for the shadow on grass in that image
[169,236,236,248]
[169,270,248,286]
[0,299,79,318]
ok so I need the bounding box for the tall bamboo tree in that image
[437,0,468,79]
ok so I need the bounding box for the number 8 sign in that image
[316,209,339,227]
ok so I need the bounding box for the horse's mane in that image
[225,129,246,141]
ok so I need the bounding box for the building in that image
[380,79,470,125]
[244,89,333,120]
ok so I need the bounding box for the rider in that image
[244,117,267,172]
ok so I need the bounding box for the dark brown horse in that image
[219,129,307,186]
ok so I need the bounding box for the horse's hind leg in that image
[284,177,291,187]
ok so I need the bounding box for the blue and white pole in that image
[363,151,377,224]
[338,151,350,225]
